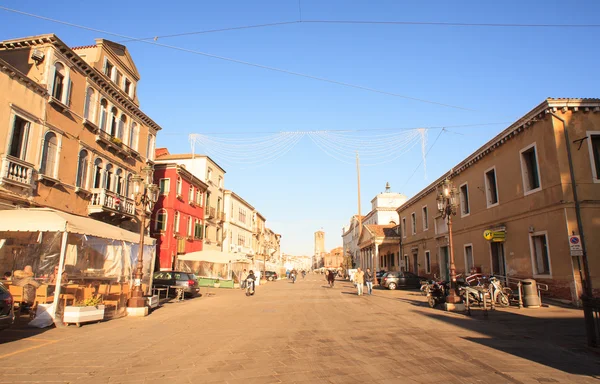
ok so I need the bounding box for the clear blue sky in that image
[1,1,599,255]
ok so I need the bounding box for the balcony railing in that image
[88,188,135,217]
[95,130,132,159]
[0,155,33,189]
[208,206,216,219]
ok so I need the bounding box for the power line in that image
[402,128,445,188]
[0,6,473,111]
[302,20,600,28]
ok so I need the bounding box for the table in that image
[152,287,167,304]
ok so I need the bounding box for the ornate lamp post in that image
[436,178,461,304]
[128,165,159,308]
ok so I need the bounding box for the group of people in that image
[2,265,66,311]
[352,268,374,296]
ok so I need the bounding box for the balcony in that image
[218,212,226,222]
[205,206,216,221]
[0,155,34,190]
[95,130,132,159]
[88,188,135,218]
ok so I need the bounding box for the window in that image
[589,133,600,181]
[93,158,103,188]
[115,70,123,87]
[124,78,131,95]
[401,217,406,238]
[99,99,108,131]
[422,206,428,231]
[117,115,127,141]
[484,167,499,207]
[187,216,193,237]
[155,210,167,231]
[464,244,474,274]
[196,189,203,206]
[104,59,114,78]
[40,132,59,178]
[411,213,416,235]
[76,150,89,188]
[159,178,170,195]
[51,62,65,100]
[146,134,155,160]
[205,192,211,214]
[530,233,551,276]
[194,219,203,239]
[218,176,223,188]
[176,177,182,197]
[115,169,124,195]
[8,115,30,160]
[129,122,138,150]
[425,251,431,273]
[390,252,395,267]
[207,168,213,182]
[189,186,194,203]
[174,211,180,234]
[239,208,246,223]
[460,183,470,216]
[83,88,96,121]
[126,173,132,198]
[105,164,114,191]
[109,108,118,136]
[520,144,541,193]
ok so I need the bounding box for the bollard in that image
[483,290,488,319]
[518,281,523,309]
[466,290,471,316]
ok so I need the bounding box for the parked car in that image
[380,271,426,290]
[0,283,15,331]
[264,271,278,281]
[375,270,387,284]
[152,271,200,298]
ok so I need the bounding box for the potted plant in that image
[213,278,220,288]
[63,295,105,327]
[110,137,123,146]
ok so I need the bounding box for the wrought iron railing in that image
[88,188,135,216]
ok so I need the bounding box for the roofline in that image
[223,190,255,210]
[0,58,47,96]
[155,153,227,173]
[397,97,600,212]
[0,34,162,131]
[153,163,209,190]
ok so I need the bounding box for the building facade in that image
[151,163,208,270]
[324,246,344,269]
[222,190,255,258]
[0,34,160,234]
[314,230,326,268]
[357,224,401,272]
[397,98,600,303]
[342,215,362,269]
[154,150,226,251]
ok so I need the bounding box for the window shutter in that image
[48,65,56,97]
[66,79,72,106]
[102,59,107,76]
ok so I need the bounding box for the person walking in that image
[355,268,365,296]
[365,268,374,295]
[240,269,248,289]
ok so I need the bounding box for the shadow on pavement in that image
[0,310,54,345]
[423,310,600,376]
[397,297,430,308]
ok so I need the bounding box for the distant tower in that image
[314,230,325,268]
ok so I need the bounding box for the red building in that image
[151,163,208,270]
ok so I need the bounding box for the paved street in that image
[1,274,599,384]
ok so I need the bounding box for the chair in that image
[35,285,54,305]
[59,286,79,307]
[8,285,23,308]
[102,284,122,309]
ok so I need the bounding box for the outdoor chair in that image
[35,284,54,305]
[8,285,23,308]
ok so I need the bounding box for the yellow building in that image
[397,98,600,303]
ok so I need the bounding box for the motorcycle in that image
[245,278,255,296]
[489,276,512,307]
[426,280,448,308]
[291,273,296,283]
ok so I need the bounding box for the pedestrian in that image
[240,269,248,289]
[365,268,374,295]
[327,269,335,287]
[12,265,41,310]
[354,268,365,296]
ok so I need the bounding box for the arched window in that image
[155,209,167,231]
[105,164,114,191]
[115,169,124,195]
[129,122,138,150]
[174,211,180,234]
[117,115,126,141]
[99,99,108,131]
[176,177,182,196]
[109,108,118,137]
[83,88,96,121]
[51,63,65,100]
[76,149,89,188]
[40,132,59,177]
[93,158,103,188]
[126,173,133,198]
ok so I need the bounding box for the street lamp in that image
[436,178,461,304]
[128,165,159,308]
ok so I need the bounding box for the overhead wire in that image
[402,128,445,188]
[0,6,474,111]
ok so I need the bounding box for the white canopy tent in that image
[178,250,237,264]
[0,208,155,322]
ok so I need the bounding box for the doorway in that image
[490,242,506,276]
[440,246,449,281]
[412,252,419,275]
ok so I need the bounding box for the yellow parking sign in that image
[483,230,493,240]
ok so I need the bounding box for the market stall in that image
[177,250,242,288]
[0,208,155,324]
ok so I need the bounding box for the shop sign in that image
[483,229,505,242]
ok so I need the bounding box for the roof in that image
[223,190,255,210]
[153,163,209,190]
[0,58,47,95]
[155,153,227,173]
[0,208,155,244]
[398,98,600,212]
[71,44,97,50]
[364,224,400,238]
[0,34,162,131]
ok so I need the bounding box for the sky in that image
[1,1,599,255]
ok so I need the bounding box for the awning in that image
[178,250,238,264]
[0,208,155,244]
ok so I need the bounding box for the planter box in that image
[64,305,105,327]
[145,295,159,309]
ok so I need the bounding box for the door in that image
[440,246,449,281]
[412,252,419,275]
[490,242,506,276]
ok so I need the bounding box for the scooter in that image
[245,278,255,296]
[291,273,296,283]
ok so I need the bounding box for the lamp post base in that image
[444,302,466,312]
[126,306,149,317]
[127,288,145,308]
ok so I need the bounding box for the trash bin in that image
[522,279,541,308]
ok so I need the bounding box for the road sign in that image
[570,250,583,256]
[569,235,582,251]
